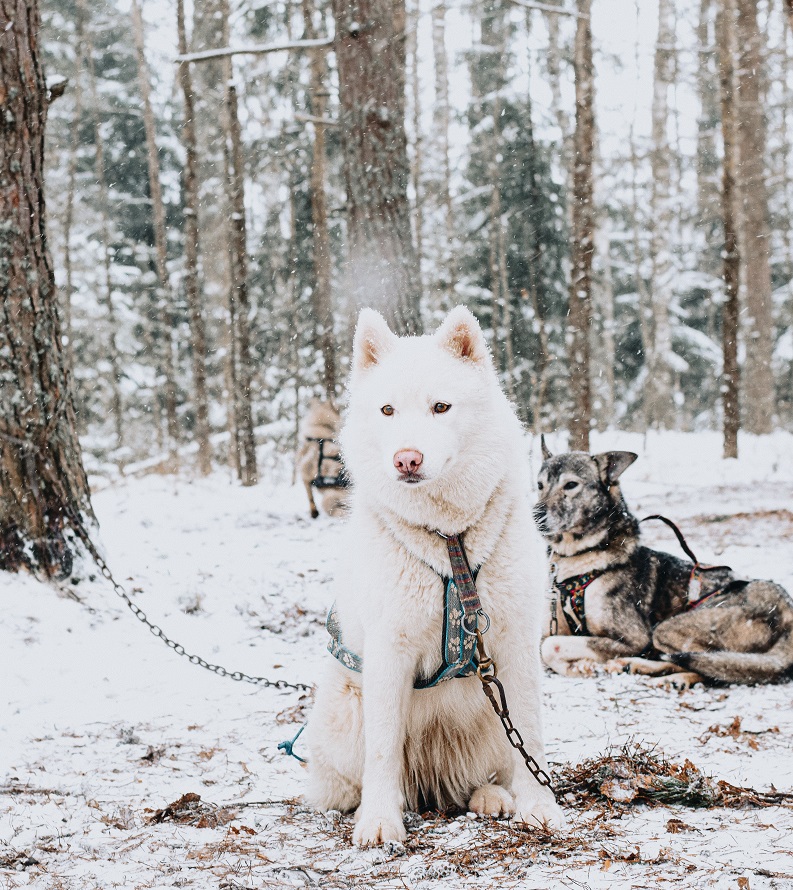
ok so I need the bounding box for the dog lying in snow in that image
[296,400,348,519]
[306,306,563,846]
[534,442,793,685]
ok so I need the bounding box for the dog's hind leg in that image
[652,581,793,684]
[305,480,319,519]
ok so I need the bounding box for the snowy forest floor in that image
[2,431,793,890]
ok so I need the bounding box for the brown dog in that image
[534,441,793,685]
[296,400,348,519]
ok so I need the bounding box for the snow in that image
[3,431,793,888]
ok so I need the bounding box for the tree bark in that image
[644,0,676,430]
[131,0,180,455]
[218,0,258,488]
[430,0,455,304]
[62,8,85,377]
[330,0,423,334]
[302,0,337,401]
[177,0,212,475]
[408,0,423,298]
[0,0,95,578]
[80,3,125,451]
[567,0,595,452]
[717,0,741,458]
[735,0,774,434]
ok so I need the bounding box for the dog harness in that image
[326,542,482,689]
[554,569,607,635]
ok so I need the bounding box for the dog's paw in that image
[647,671,704,690]
[352,810,406,847]
[513,796,566,831]
[468,784,515,817]
[567,659,598,677]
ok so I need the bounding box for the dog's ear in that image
[593,451,638,485]
[540,434,553,461]
[352,308,396,372]
[435,306,491,368]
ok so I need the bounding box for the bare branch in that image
[294,112,339,127]
[507,0,587,18]
[175,36,333,64]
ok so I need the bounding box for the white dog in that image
[306,306,563,846]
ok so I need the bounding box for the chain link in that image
[475,630,554,790]
[64,505,313,694]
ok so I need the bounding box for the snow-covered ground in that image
[2,431,793,889]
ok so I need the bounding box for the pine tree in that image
[735,0,775,434]
[330,0,422,334]
[0,0,94,577]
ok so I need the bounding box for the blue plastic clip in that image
[278,724,307,763]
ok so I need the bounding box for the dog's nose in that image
[394,449,424,475]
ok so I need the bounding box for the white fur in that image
[306,307,564,846]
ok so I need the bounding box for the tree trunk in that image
[735,0,774,434]
[431,0,455,304]
[696,0,720,273]
[131,0,180,456]
[592,218,615,430]
[786,0,793,35]
[62,8,84,377]
[330,0,423,334]
[220,12,258,487]
[0,0,95,578]
[567,0,595,452]
[82,8,125,451]
[177,0,212,475]
[644,0,676,430]
[408,0,424,297]
[302,0,337,402]
[718,0,741,458]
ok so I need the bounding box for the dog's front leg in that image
[494,648,565,830]
[352,632,414,847]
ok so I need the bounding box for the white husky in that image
[306,306,563,846]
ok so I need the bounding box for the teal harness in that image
[326,569,481,689]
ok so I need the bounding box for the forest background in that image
[30,0,793,483]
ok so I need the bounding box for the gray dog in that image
[533,440,793,685]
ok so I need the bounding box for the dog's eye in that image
[537,481,544,491]
[432,402,451,414]
[563,481,579,491]
[381,405,394,416]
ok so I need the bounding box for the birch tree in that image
[0,0,95,577]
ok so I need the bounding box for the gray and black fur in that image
[534,440,793,685]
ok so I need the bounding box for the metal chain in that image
[62,504,313,694]
[475,631,554,790]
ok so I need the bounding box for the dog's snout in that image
[394,449,424,475]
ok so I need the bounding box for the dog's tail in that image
[668,631,793,684]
